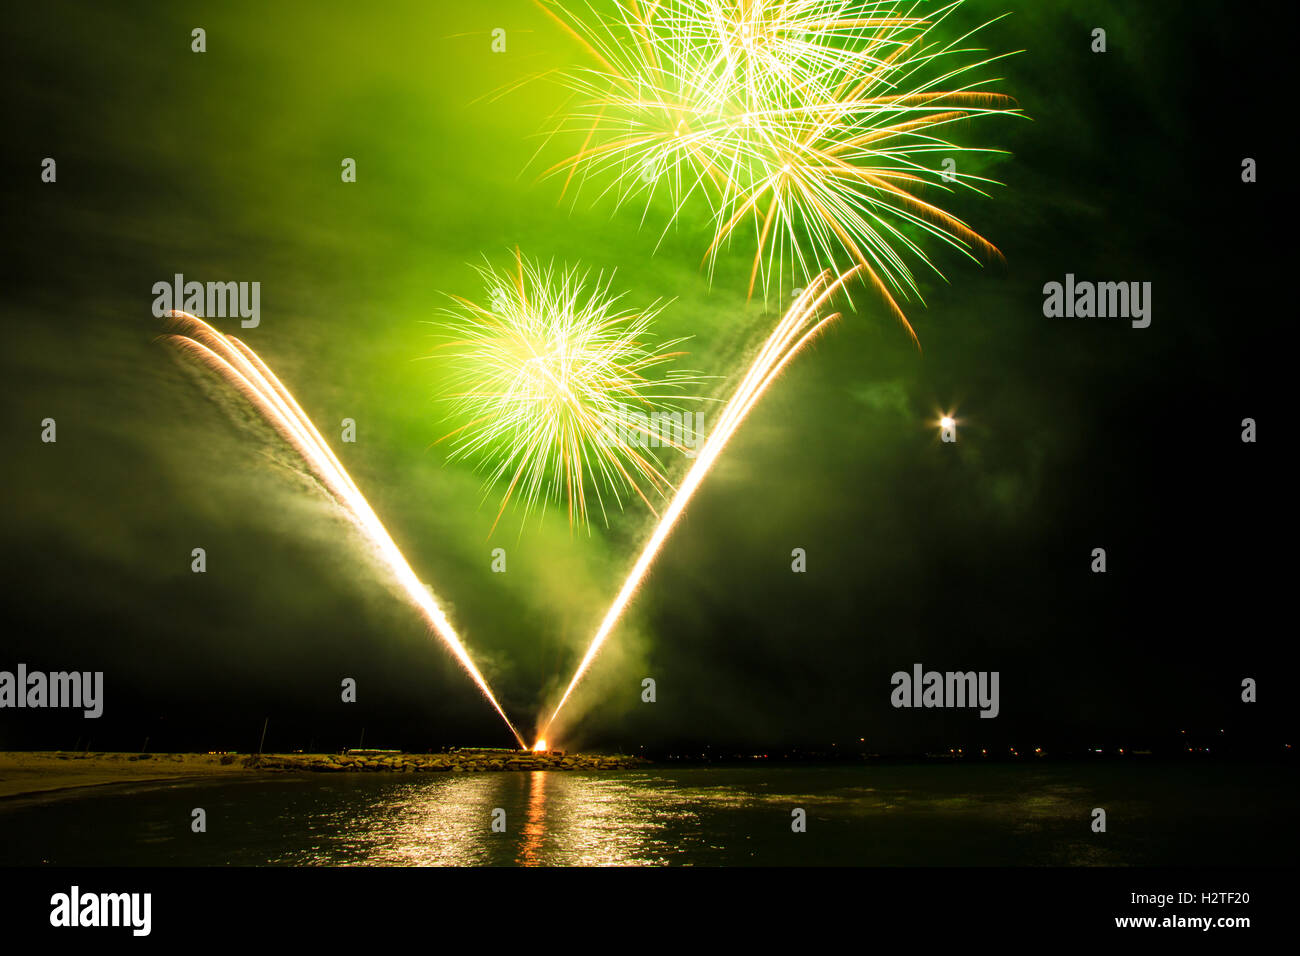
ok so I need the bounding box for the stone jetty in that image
[0,750,648,799]
[238,750,647,773]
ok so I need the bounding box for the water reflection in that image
[281,772,701,866]
[516,771,546,866]
[271,768,1106,867]
[3,764,1282,867]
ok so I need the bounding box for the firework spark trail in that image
[436,250,705,533]
[534,1,1017,739]
[539,0,1020,339]
[542,266,858,737]
[160,311,527,749]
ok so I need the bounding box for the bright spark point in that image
[435,250,703,533]
[540,0,1022,342]
[542,266,859,736]
[533,739,549,752]
[161,311,526,749]
[940,416,956,429]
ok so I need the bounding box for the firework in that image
[540,0,1020,342]
[541,266,859,738]
[434,249,704,532]
[160,311,526,749]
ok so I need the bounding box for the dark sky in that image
[1,0,1289,755]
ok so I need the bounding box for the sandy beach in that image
[0,751,251,799]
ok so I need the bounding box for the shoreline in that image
[0,750,648,800]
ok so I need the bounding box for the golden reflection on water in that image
[0,765,1272,866]
[288,772,701,866]
[516,771,546,866]
[273,768,1121,866]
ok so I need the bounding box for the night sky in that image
[1,0,1288,756]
